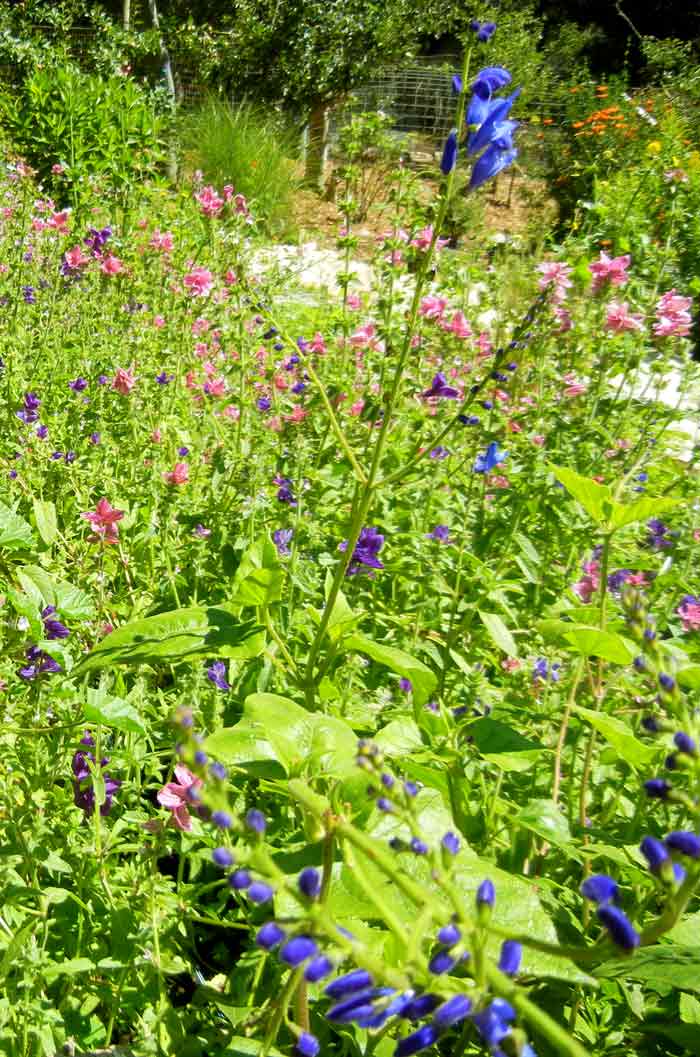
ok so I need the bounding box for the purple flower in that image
[580,874,618,904]
[597,904,640,950]
[395,1025,439,1056]
[498,940,522,975]
[645,778,671,799]
[89,431,101,445]
[273,528,293,556]
[420,373,459,400]
[474,441,506,473]
[432,994,472,1029]
[229,869,252,890]
[298,867,321,899]
[22,285,36,304]
[16,391,41,425]
[275,477,297,506]
[428,950,456,975]
[473,20,497,42]
[476,879,495,908]
[304,955,334,982]
[212,847,235,868]
[440,129,459,175]
[178,446,189,457]
[533,658,560,683]
[42,606,70,640]
[665,831,700,858]
[472,999,515,1046]
[193,523,211,538]
[399,678,413,693]
[427,525,452,543]
[257,396,272,412]
[640,836,669,874]
[155,371,174,384]
[437,923,461,946]
[429,445,450,460]
[442,832,460,855]
[69,377,88,392]
[72,736,120,817]
[280,935,317,966]
[247,880,274,903]
[325,971,374,1000]
[211,810,233,829]
[647,518,674,549]
[19,645,62,680]
[296,1032,320,1057]
[256,921,285,949]
[36,424,48,439]
[339,526,384,576]
[206,661,230,692]
[469,143,518,191]
[85,226,112,253]
[245,808,266,834]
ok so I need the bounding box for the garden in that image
[0,1,700,1056]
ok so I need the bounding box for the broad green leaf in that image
[515,798,574,850]
[0,501,35,551]
[469,718,545,773]
[223,1036,284,1056]
[323,571,363,641]
[478,611,519,657]
[231,536,284,606]
[84,688,147,736]
[374,719,423,756]
[18,565,94,620]
[562,626,635,664]
[680,992,700,1024]
[73,606,264,675]
[548,464,612,526]
[597,945,700,993]
[206,693,357,778]
[32,498,57,545]
[678,667,700,691]
[573,705,657,768]
[608,496,680,531]
[343,633,437,705]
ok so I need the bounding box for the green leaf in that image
[43,957,95,980]
[562,626,635,664]
[515,798,574,850]
[0,501,35,551]
[84,688,147,736]
[597,945,700,993]
[678,667,700,691]
[323,572,362,641]
[18,565,94,620]
[223,1037,284,1057]
[573,705,657,768]
[73,606,264,675]
[468,718,545,773]
[374,719,423,756]
[547,464,612,526]
[206,693,357,778]
[478,611,519,657]
[343,633,437,705]
[32,498,58,545]
[680,992,700,1025]
[231,536,284,606]
[608,496,680,531]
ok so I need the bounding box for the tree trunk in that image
[122,0,131,31]
[147,0,178,182]
[304,102,329,192]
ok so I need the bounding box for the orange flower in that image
[543,117,553,125]
[572,120,584,128]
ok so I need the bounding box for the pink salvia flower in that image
[537,261,572,302]
[157,765,203,831]
[653,289,693,338]
[678,597,700,633]
[100,254,123,276]
[81,498,125,545]
[419,295,448,321]
[449,310,472,338]
[195,185,224,217]
[112,366,136,394]
[605,301,644,332]
[183,266,214,297]
[589,252,631,292]
[164,462,189,486]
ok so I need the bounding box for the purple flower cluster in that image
[339,526,384,576]
[16,391,41,424]
[72,731,121,817]
[19,645,61,680]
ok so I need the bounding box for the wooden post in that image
[304,101,329,191]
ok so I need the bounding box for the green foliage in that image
[0,64,167,208]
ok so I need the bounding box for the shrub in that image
[0,64,168,210]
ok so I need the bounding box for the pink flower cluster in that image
[605,300,644,333]
[677,596,700,633]
[589,252,630,293]
[537,261,572,303]
[81,498,125,545]
[653,289,693,338]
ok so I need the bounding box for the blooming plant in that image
[0,20,699,1057]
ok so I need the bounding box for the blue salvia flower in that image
[440,129,459,174]
[468,89,521,155]
[498,939,523,975]
[432,994,472,1029]
[469,144,518,191]
[395,1024,439,1056]
[473,442,506,473]
[580,874,618,905]
[596,904,640,950]
[296,1032,320,1057]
